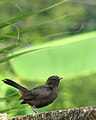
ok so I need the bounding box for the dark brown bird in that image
[2,76,62,113]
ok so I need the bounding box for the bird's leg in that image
[31,106,39,114]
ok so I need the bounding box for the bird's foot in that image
[32,107,39,114]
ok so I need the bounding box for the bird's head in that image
[45,75,63,87]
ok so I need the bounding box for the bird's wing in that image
[20,85,52,100]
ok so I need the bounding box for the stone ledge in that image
[1,106,96,120]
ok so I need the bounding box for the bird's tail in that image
[2,79,28,92]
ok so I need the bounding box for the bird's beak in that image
[59,77,63,80]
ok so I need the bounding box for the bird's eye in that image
[53,77,58,80]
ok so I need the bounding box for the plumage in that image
[2,76,62,113]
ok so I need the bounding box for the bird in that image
[2,75,63,113]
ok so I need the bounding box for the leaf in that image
[0,12,77,41]
[1,31,96,63]
[0,44,20,54]
[9,31,96,79]
[0,0,68,28]
[0,47,46,63]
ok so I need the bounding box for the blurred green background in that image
[0,0,96,117]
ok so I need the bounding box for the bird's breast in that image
[36,87,59,108]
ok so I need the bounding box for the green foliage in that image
[0,0,96,117]
[10,31,96,79]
